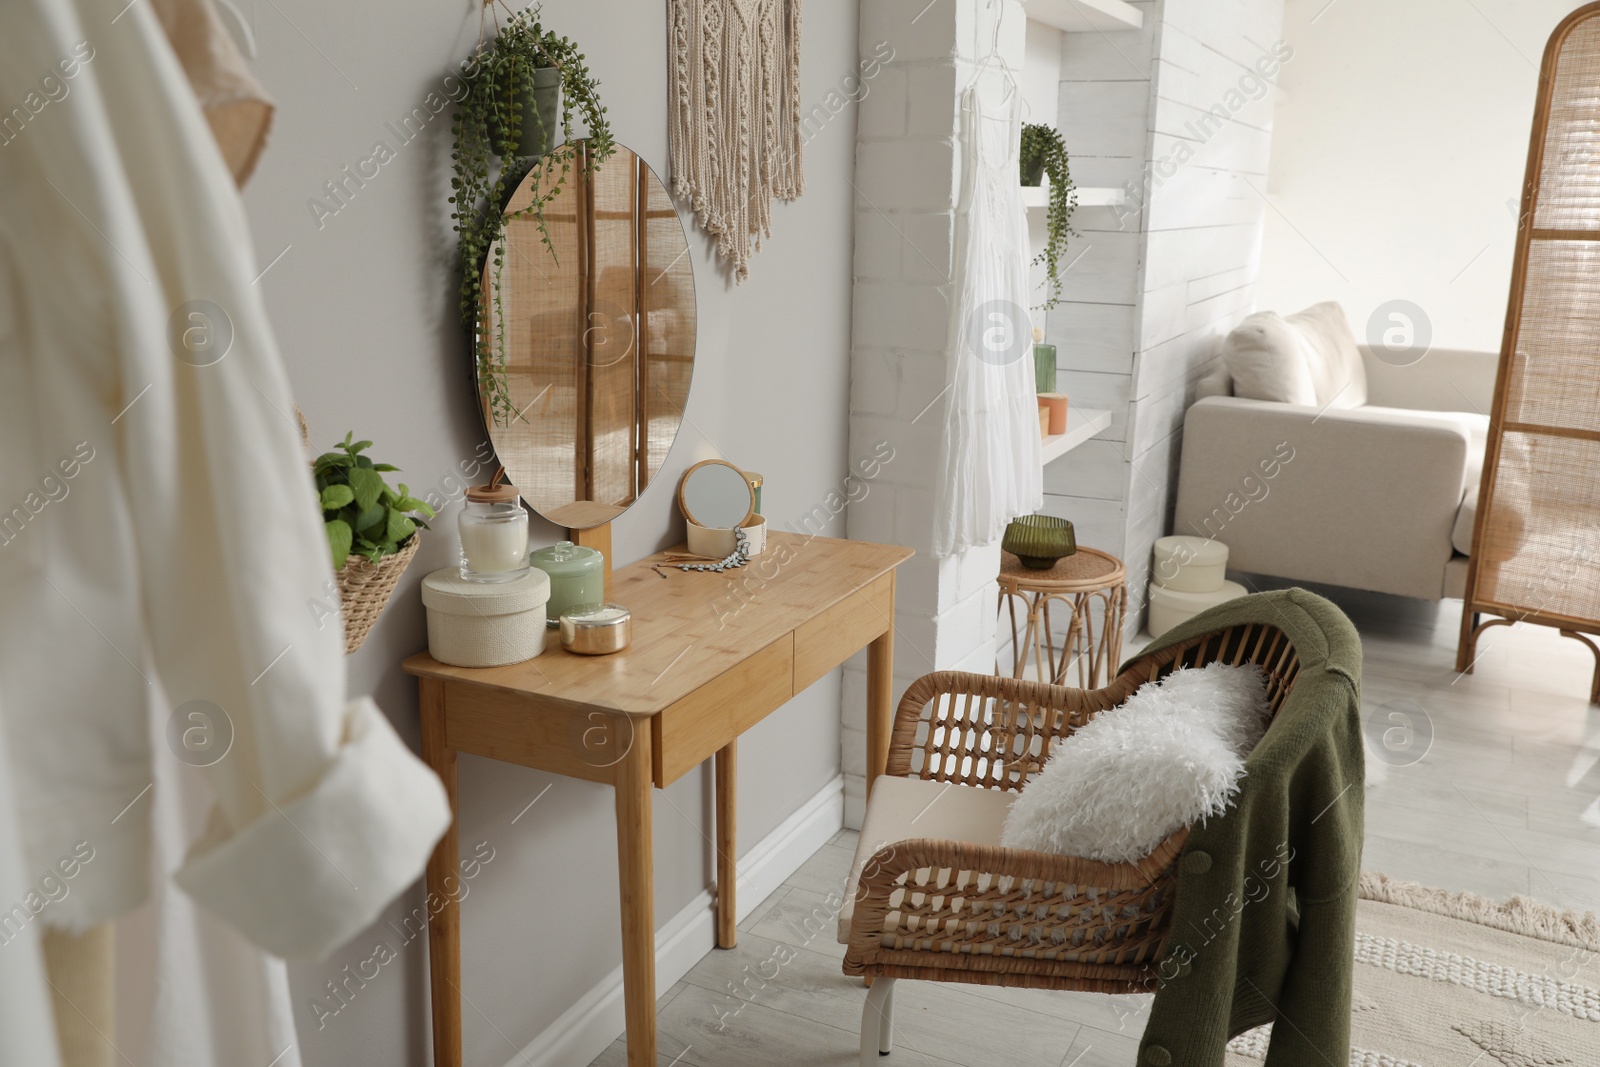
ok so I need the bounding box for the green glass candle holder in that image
[1033,342,1057,395]
[1002,515,1077,570]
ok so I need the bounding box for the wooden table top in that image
[404,531,914,716]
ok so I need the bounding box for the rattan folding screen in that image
[1458,2,1600,701]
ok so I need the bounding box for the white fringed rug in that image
[1226,872,1600,1066]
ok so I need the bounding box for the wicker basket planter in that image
[336,535,421,654]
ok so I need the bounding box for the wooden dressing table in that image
[404,530,913,1067]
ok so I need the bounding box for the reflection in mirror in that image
[481,141,696,530]
[679,460,755,529]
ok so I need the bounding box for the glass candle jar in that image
[528,540,605,627]
[459,483,531,583]
[1032,325,1056,394]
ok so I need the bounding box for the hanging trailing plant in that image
[451,3,614,426]
[1019,123,1078,312]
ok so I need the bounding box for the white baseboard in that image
[501,775,845,1067]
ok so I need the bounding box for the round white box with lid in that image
[1152,535,1230,594]
[422,567,551,667]
[1148,580,1248,640]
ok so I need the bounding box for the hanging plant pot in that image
[1019,123,1078,310]
[451,7,614,428]
[337,534,421,654]
[492,67,563,159]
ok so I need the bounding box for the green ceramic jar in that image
[528,540,605,628]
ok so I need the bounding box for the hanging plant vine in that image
[451,3,614,426]
[1019,123,1078,312]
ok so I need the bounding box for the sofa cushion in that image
[1221,312,1319,405]
[836,776,1014,944]
[1454,436,1530,562]
[1221,302,1368,409]
[1289,302,1368,409]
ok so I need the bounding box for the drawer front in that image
[792,572,893,692]
[654,636,794,786]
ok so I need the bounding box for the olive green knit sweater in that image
[1131,588,1365,1067]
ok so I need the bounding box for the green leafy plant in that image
[451,4,614,426]
[315,433,435,570]
[1019,123,1078,311]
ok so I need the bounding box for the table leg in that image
[420,678,462,1067]
[615,717,658,1067]
[866,572,896,799]
[715,740,737,948]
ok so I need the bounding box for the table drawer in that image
[792,571,893,692]
[654,636,794,786]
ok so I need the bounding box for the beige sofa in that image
[1173,307,1498,601]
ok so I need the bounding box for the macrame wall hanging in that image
[667,0,804,281]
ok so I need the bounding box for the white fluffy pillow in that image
[999,663,1272,863]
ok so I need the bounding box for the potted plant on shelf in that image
[315,433,436,653]
[451,3,614,426]
[1019,123,1078,311]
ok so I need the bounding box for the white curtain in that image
[933,86,1044,559]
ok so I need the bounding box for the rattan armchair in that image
[840,621,1303,1065]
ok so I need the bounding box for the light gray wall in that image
[236,2,861,1063]
[1258,0,1573,352]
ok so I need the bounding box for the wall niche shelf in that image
[1021,185,1127,211]
[1023,0,1143,33]
[1041,407,1111,465]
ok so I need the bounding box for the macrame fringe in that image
[667,0,804,281]
[1360,870,1600,950]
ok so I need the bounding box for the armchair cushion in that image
[835,776,1013,944]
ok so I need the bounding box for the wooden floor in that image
[590,584,1600,1066]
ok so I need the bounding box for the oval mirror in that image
[479,140,696,529]
[679,460,755,529]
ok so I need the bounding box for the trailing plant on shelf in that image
[315,433,435,571]
[1019,123,1078,312]
[451,3,614,426]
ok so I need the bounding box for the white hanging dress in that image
[933,87,1044,559]
[934,85,1043,559]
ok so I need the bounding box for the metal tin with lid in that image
[559,603,632,655]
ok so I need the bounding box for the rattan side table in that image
[997,547,1128,688]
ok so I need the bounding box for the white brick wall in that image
[1041,0,1284,641]
[842,0,1025,828]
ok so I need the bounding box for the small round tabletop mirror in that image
[479,140,696,529]
[679,460,755,529]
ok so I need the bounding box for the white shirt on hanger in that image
[0,0,449,1003]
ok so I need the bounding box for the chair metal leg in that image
[860,976,896,1064]
[880,980,896,1054]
